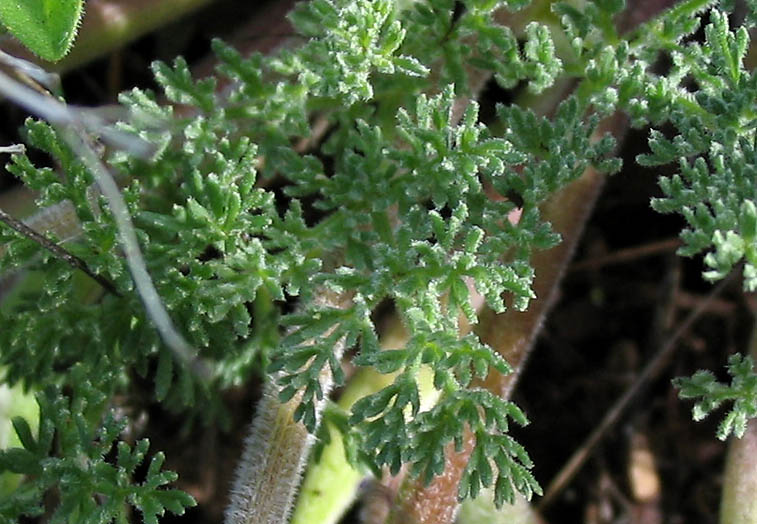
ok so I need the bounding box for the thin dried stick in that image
[569,238,681,272]
[0,68,204,375]
[0,206,120,296]
[538,271,736,510]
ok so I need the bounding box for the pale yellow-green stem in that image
[0,379,38,496]
[457,490,544,524]
[289,316,441,524]
[719,297,757,524]
[289,368,392,524]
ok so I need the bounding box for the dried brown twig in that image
[0,206,120,296]
[539,271,737,510]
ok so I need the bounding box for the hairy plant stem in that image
[385,117,623,524]
[224,380,328,524]
[376,2,691,520]
[719,295,757,524]
[225,292,350,524]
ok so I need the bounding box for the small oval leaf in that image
[0,0,84,62]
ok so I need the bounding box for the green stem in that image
[719,301,757,524]
[289,315,440,524]
[288,371,390,524]
[457,490,544,524]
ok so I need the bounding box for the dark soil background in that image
[0,2,749,523]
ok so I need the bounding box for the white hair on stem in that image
[226,293,348,524]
